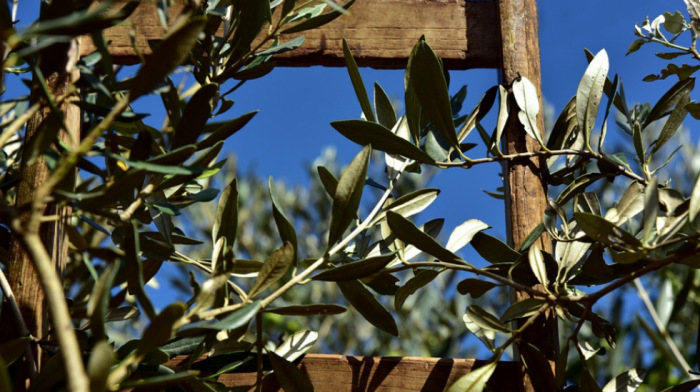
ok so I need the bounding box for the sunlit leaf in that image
[576,49,609,150]
[446,361,497,392]
[312,252,397,281]
[249,242,294,297]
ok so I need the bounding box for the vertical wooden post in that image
[0,0,79,386]
[498,0,558,391]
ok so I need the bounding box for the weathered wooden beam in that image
[0,1,80,389]
[497,0,558,391]
[166,354,519,391]
[80,0,501,69]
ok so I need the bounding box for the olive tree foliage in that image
[2,0,700,391]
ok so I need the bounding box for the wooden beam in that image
[497,0,558,391]
[166,354,519,391]
[0,1,80,389]
[80,0,501,69]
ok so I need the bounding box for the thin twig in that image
[0,267,37,380]
[634,279,698,382]
[440,149,647,185]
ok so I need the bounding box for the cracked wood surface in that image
[80,0,500,69]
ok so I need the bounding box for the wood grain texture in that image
[166,354,519,391]
[0,4,80,390]
[80,0,501,69]
[497,0,558,391]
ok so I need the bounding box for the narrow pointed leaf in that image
[130,18,206,101]
[374,82,397,129]
[338,280,398,336]
[280,0,355,34]
[467,305,511,333]
[269,177,298,264]
[470,232,520,264]
[313,252,397,281]
[370,188,440,226]
[386,211,467,266]
[330,120,433,163]
[342,38,374,122]
[408,37,460,152]
[328,146,371,246]
[513,76,546,147]
[395,269,441,310]
[264,304,347,316]
[212,178,238,272]
[445,219,490,253]
[577,49,609,149]
[501,298,547,322]
[447,361,497,392]
[602,369,646,392]
[574,212,642,248]
[249,242,294,297]
[457,279,498,298]
[645,77,695,128]
[171,84,218,150]
[651,88,691,155]
[267,350,315,392]
[643,177,659,244]
[196,111,258,151]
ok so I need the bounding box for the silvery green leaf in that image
[528,243,549,288]
[605,182,645,225]
[556,240,591,286]
[643,177,659,245]
[274,330,318,362]
[462,313,495,351]
[445,219,490,253]
[287,4,325,23]
[267,350,315,392]
[512,76,546,147]
[342,38,375,122]
[602,368,646,392]
[248,243,294,297]
[370,188,440,227]
[494,85,509,155]
[576,49,609,150]
[328,146,371,246]
[447,362,497,392]
[467,305,511,333]
[579,341,601,360]
[385,116,410,178]
[401,218,445,261]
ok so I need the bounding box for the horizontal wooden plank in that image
[166,354,518,391]
[80,0,501,69]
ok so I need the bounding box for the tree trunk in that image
[498,0,559,391]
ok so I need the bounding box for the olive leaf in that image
[269,177,298,265]
[328,146,371,246]
[338,280,398,336]
[267,350,315,392]
[576,49,609,150]
[513,76,546,148]
[248,242,295,297]
[342,38,375,122]
[312,252,397,281]
[408,36,461,154]
[386,211,467,266]
[394,269,441,310]
[130,18,206,101]
[446,361,497,392]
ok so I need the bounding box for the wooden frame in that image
[4,1,553,391]
[167,354,519,391]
